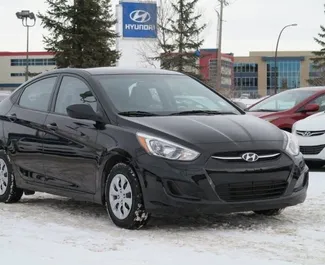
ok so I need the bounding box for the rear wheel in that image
[104,163,150,229]
[254,208,284,216]
[0,151,24,203]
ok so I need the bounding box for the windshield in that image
[94,74,241,116]
[248,90,316,112]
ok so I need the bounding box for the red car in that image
[246,87,325,132]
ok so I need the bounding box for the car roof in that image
[85,67,182,75]
[294,86,325,92]
[40,67,183,76]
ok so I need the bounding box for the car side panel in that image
[93,126,146,205]
[3,105,48,187]
[0,96,15,150]
[42,113,100,194]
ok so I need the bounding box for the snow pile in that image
[0,172,325,265]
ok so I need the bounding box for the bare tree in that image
[307,71,325,86]
[136,0,176,68]
[136,0,206,69]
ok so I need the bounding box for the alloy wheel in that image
[0,158,9,196]
[109,173,133,220]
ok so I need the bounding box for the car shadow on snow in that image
[146,212,292,231]
[19,195,107,219]
[17,194,293,231]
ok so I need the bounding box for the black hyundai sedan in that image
[0,67,308,229]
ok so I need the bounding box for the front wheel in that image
[0,151,24,203]
[105,163,150,229]
[254,208,284,216]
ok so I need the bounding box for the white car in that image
[292,111,325,168]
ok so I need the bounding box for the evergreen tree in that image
[308,4,325,85]
[38,0,120,68]
[158,0,206,76]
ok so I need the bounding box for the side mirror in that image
[66,104,104,123]
[301,103,319,113]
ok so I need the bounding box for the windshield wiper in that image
[118,111,159,117]
[249,109,279,112]
[169,110,236,116]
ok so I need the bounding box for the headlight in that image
[136,133,200,161]
[282,130,300,156]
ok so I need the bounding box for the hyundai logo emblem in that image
[242,152,259,162]
[130,10,151,23]
[302,131,311,137]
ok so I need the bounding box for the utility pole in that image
[216,0,228,92]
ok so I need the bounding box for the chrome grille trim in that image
[212,153,281,160]
[296,130,325,137]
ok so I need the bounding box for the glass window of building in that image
[10,58,56,66]
[233,63,258,95]
[266,59,301,92]
[309,63,325,78]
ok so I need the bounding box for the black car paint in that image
[0,68,308,216]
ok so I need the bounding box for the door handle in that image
[46,122,58,131]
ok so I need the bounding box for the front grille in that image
[300,145,325,155]
[296,130,325,137]
[215,180,288,202]
[211,150,281,162]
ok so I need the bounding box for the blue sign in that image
[122,2,157,39]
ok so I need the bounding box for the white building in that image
[0,51,56,91]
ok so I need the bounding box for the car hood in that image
[118,114,284,144]
[295,111,325,131]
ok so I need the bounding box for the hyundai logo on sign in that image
[122,2,157,38]
[130,10,151,23]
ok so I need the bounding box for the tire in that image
[0,151,24,203]
[253,208,284,216]
[104,163,150,229]
[306,161,325,169]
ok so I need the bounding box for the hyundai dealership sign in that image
[122,2,157,38]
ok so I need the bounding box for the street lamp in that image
[16,10,36,82]
[274,23,297,94]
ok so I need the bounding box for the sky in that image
[0,0,324,56]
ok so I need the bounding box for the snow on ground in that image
[1,171,325,265]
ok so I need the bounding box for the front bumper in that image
[296,134,325,161]
[137,152,309,216]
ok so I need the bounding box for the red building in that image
[199,49,234,90]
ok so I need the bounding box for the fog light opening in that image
[166,181,182,196]
[293,174,306,191]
